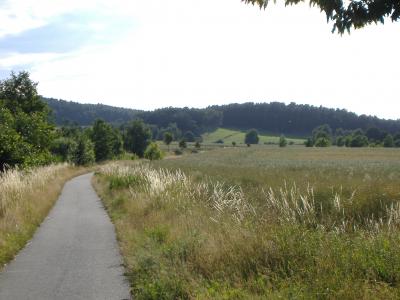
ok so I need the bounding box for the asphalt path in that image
[0,173,130,300]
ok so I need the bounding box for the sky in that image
[0,0,399,120]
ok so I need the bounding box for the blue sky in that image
[0,0,399,119]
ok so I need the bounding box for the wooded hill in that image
[43,98,400,137]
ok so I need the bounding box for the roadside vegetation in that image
[94,147,400,299]
[0,164,87,268]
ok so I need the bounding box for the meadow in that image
[201,128,304,145]
[94,146,400,299]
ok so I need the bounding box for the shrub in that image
[279,135,287,147]
[232,141,236,147]
[245,129,259,145]
[315,137,330,147]
[304,138,314,147]
[144,143,164,161]
[73,136,95,166]
[179,139,187,149]
[383,134,394,148]
[194,141,201,149]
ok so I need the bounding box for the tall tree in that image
[91,119,115,162]
[243,0,400,33]
[123,120,152,157]
[0,72,54,170]
[245,129,259,145]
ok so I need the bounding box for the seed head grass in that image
[94,147,400,299]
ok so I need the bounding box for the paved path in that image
[0,173,131,300]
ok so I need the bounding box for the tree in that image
[383,134,394,147]
[91,119,115,162]
[243,0,400,34]
[279,135,287,147]
[245,129,259,145]
[163,132,173,151]
[336,136,345,147]
[179,139,187,149]
[183,131,196,142]
[51,137,77,162]
[232,141,237,147]
[312,124,332,145]
[123,120,152,157]
[195,141,201,149]
[0,72,54,170]
[144,142,164,160]
[304,138,314,147]
[349,130,369,147]
[73,136,95,166]
[315,137,330,147]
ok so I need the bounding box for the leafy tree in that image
[245,129,259,145]
[383,134,394,147]
[232,141,237,147]
[279,135,287,147]
[163,132,173,151]
[179,139,187,149]
[91,119,115,162]
[366,127,386,143]
[195,141,201,149]
[243,0,400,34]
[336,136,345,147]
[315,137,330,147]
[144,142,164,160]
[51,137,77,162]
[73,136,95,166]
[349,130,369,147]
[0,72,54,170]
[312,124,332,145]
[123,120,152,157]
[304,138,314,147]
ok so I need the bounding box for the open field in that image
[0,164,88,269]
[201,128,305,145]
[94,147,400,299]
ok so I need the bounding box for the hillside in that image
[43,98,400,136]
[43,97,141,126]
[202,128,304,144]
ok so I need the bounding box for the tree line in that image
[45,99,400,140]
[0,72,163,171]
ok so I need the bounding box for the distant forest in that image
[43,98,400,137]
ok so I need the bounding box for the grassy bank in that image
[94,148,400,299]
[0,164,88,268]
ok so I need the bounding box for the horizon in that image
[1,0,399,120]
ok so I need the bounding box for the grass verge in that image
[0,164,89,269]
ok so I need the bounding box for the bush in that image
[245,129,259,145]
[144,143,164,161]
[383,134,394,148]
[232,141,236,147]
[279,135,287,147]
[179,139,187,149]
[315,137,330,147]
[336,136,345,147]
[215,139,224,144]
[194,141,201,149]
[73,136,95,166]
[304,138,314,147]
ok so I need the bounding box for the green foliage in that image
[0,72,54,170]
[144,143,164,161]
[336,135,345,147]
[163,132,173,149]
[383,134,394,148]
[179,139,187,149]
[304,137,314,147]
[123,120,152,157]
[232,141,236,147]
[243,0,400,34]
[91,119,118,162]
[315,137,330,147]
[73,136,95,166]
[279,135,287,147]
[194,141,201,149]
[312,124,332,145]
[183,131,195,142]
[245,129,259,145]
[51,137,77,162]
[349,130,369,147]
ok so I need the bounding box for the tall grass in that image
[95,148,400,299]
[0,164,86,268]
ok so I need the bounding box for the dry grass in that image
[0,164,88,268]
[94,147,400,299]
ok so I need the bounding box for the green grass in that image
[94,147,400,299]
[201,128,304,145]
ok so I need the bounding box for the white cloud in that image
[1,0,399,119]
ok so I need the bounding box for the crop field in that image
[94,147,400,299]
[201,128,305,145]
